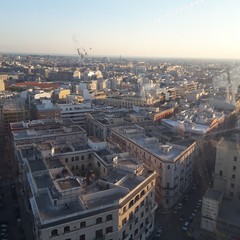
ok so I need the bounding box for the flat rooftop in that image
[113,126,186,162]
[204,188,223,201]
[28,158,47,172]
[86,192,125,209]
[218,198,240,227]
[56,178,81,190]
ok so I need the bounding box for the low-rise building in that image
[111,125,196,208]
[16,141,158,240]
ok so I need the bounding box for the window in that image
[219,170,223,176]
[106,214,112,221]
[122,217,127,226]
[64,226,70,233]
[232,174,236,179]
[140,200,144,207]
[129,211,133,220]
[80,221,86,228]
[71,157,74,162]
[51,229,58,236]
[233,166,236,171]
[106,226,113,234]
[141,211,144,218]
[230,192,234,197]
[134,206,139,213]
[140,222,143,229]
[135,217,138,224]
[65,158,68,163]
[96,217,102,224]
[81,155,84,160]
[96,229,103,238]
[135,195,139,202]
[234,156,237,162]
[80,234,85,240]
[140,190,145,197]
[129,200,134,208]
[134,228,138,236]
[167,165,170,169]
[231,183,235,188]
[75,156,79,161]
[88,154,91,159]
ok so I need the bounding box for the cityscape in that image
[0,1,240,240]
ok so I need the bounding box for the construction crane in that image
[73,35,92,65]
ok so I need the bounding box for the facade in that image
[105,96,160,109]
[16,140,157,240]
[111,125,196,208]
[213,137,240,199]
[0,99,29,140]
[32,100,61,120]
[58,102,94,128]
[201,188,223,232]
[201,135,240,239]
[85,112,125,140]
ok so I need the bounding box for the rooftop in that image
[204,188,223,201]
[112,125,187,162]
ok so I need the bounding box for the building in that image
[57,102,94,128]
[16,140,158,240]
[0,78,5,91]
[0,98,29,141]
[201,188,223,232]
[105,96,160,109]
[111,125,196,208]
[10,119,87,150]
[31,100,61,120]
[201,134,240,239]
[85,111,126,140]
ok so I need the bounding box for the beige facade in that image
[105,96,159,109]
[111,125,196,208]
[0,78,5,91]
[16,140,157,240]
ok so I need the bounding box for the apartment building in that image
[213,137,240,199]
[0,98,29,140]
[57,102,94,128]
[31,100,61,120]
[85,111,125,140]
[16,140,157,240]
[10,119,87,149]
[111,125,196,208]
[105,96,159,109]
[201,134,240,239]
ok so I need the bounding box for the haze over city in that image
[1,0,240,59]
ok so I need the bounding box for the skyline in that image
[1,0,240,59]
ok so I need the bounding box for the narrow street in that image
[0,142,34,240]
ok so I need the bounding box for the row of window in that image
[51,215,113,236]
[65,154,91,163]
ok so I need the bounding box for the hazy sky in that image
[1,0,240,59]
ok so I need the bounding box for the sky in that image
[1,0,240,59]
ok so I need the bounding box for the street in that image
[0,142,34,240]
[150,179,208,240]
